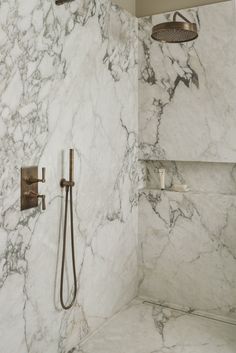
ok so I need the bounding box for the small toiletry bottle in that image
[159,169,165,190]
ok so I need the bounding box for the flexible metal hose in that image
[60,185,77,310]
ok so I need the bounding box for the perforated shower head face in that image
[151,12,198,43]
[55,0,75,5]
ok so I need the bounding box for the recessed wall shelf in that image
[139,160,236,196]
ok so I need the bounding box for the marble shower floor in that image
[78,299,236,353]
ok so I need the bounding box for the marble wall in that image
[1,0,236,350]
[138,1,236,321]
[138,169,236,320]
[139,1,236,162]
[0,0,138,352]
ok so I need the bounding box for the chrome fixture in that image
[60,149,77,310]
[152,11,198,43]
[21,167,46,211]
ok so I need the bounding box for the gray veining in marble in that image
[138,189,236,320]
[0,0,138,352]
[78,300,236,353]
[138,2,236,321]
[139,2,236,162]
[1,0,236,351]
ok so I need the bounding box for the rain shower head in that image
[151,12,198,43]
[55,0,75,5]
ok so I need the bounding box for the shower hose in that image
[60,184,77,310]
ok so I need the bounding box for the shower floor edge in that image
[139,295,236,326]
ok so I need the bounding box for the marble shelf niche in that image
[138,160,236,195]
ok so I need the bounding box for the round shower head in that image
[151,12,198,43]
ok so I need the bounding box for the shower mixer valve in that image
[21,166,46,211]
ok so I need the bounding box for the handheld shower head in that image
[60,149,77,310]
[55,0,75,5]
[69,149,74,183]
[152,12,198,43]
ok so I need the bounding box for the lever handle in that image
[26,167,46,184]
[41,195,46,211]
[36,193,46,211]
[41,168,46,183]
[24,191,46,211]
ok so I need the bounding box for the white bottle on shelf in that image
[159,169,165,190]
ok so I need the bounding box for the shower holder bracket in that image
[21,166,38,210]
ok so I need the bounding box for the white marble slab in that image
[139,2,236,162]
[0,0,138,352]
[78,300,236,353]
[138,189,236,320]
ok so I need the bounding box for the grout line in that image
[143,300,236,327]
[79,297,138,347]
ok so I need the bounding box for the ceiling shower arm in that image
[173,11,191,23]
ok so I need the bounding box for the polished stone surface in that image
[139,2,236,162]
[1,0,236,351]
[78,300,236,353]
[137,0,236,325]
[0,0,138,352]
[138,189,236,321]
